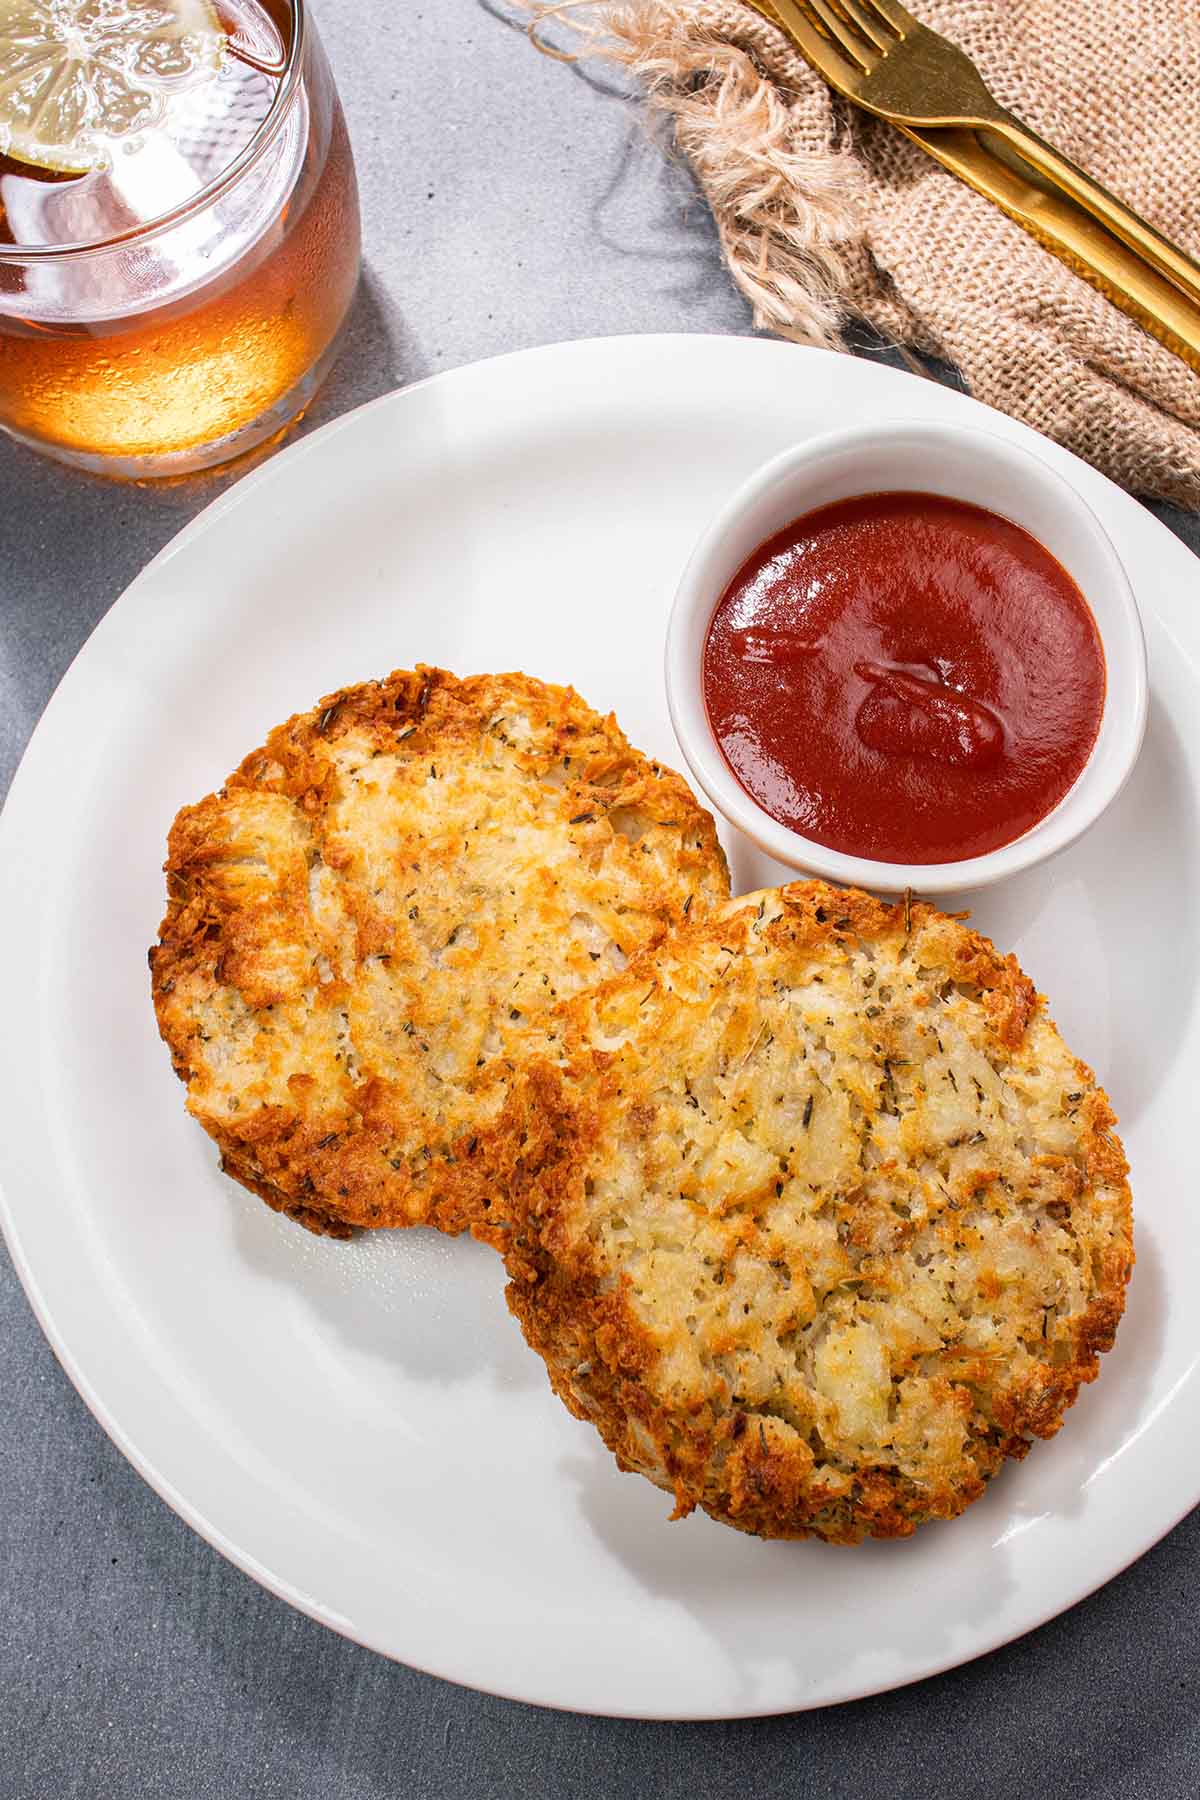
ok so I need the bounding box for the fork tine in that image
[768,0,875,83]
[801,0,877,68]
[853,0,918,35]
[836,0,902,45]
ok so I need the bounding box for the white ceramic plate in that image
[2,336,1198,1720]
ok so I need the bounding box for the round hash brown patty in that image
[150,667,730,1237]
[499,881,1133,1543]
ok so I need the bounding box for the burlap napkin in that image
[528,0,1200,506]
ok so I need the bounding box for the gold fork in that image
[746,0,1200,371]
[768,0,1200,304]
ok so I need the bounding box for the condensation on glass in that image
[0,0,361,477]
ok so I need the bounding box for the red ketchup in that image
[702,493,1106,865]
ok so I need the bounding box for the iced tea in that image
[0,0,360,476]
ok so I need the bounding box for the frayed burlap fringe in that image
[515,0,1200,506]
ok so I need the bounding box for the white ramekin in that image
[665,420,1148,895]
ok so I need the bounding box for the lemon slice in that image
[0,0,225,175]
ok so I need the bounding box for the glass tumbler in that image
[0,0,361,478]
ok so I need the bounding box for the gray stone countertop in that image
[2,3,1199,1794]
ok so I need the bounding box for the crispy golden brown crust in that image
[150,667,729,1236]
[501,881,1134,1544]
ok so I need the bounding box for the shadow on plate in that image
[227,1181,542,1395]
[555,1433,1018,1712]
[968,695,1198,1130]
